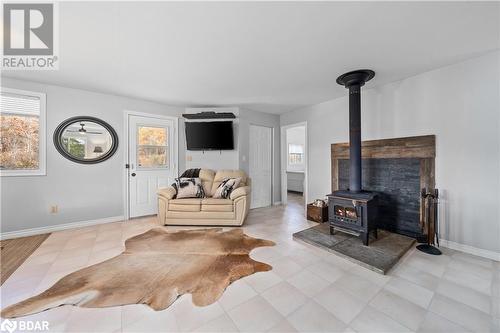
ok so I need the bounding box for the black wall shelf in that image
[182,112,236,120]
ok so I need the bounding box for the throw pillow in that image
[213,178,241,199]
[173,177,205,199]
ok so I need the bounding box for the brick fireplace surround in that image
[331,135,436,243]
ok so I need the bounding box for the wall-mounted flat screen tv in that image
[185,121,234,150]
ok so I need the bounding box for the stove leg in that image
[373,229,378,239]
[361,232,369,246]
[330,226,334,235]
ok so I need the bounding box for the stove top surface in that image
[330,190,377,201]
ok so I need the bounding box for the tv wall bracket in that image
[182,111,236,120]
[200,150,223,154]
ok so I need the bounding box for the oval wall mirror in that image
[54,116,118,164]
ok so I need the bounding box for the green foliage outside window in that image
[62,137,85,159]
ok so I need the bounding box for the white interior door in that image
[249,125,272,208]
[128,115,177,218]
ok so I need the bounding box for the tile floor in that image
[1,192,499,332]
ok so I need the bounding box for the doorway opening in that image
[281,123,307,211]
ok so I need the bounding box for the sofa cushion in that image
[199,169,216,197]
[201,199,233,212]
[170,204,201,212]
[169,198,201,212]
[170,198,202,205]
[201,204,233,212]
[201,198,233,205]
[166,211,235,219]
[211,170,247,195]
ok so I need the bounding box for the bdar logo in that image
[3,3,54,56]
[0,319,17,333]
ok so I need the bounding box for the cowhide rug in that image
[1,227,275,318]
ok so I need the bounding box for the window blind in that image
[0,92,41,116]
[289,144,304,154]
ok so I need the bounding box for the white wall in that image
[185,144,240,170]
[281,51,500,253]
[0,77,185,234]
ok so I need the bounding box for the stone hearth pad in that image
[293,223,415,274]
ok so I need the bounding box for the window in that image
[137,126,169,168]
[288,144,304,165]
[0,88,46,176]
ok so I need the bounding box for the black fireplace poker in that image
[336,70,375,193]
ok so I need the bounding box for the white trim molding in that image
[440,239,500,261]
[0,215,125,240]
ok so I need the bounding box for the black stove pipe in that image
[336,69,375,193]
[348,84,362,192]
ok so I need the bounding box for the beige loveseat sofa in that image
[157,169,251,226]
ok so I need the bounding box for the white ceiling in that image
[3,2,499,114]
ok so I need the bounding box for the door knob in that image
[131,173,136,177]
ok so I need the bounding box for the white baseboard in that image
[440,239,500,261]
[0,215,125,240]
[273,201,282,206]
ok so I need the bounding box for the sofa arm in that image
[230,186,251,200]
[158,186,176,200]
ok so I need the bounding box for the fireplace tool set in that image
[416,188,442,255]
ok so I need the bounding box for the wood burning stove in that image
[328,69,378,246]
[328,190,378,245]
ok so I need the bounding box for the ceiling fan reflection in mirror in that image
[65,122,103,135]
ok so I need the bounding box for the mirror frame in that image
[53,116,119,164]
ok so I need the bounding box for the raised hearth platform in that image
[293,223,415,274]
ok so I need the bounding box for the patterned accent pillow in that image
[173,177,205,199]
[213,178,241,199]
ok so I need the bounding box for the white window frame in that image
[0,87,46,177]
[288,143,304,166]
